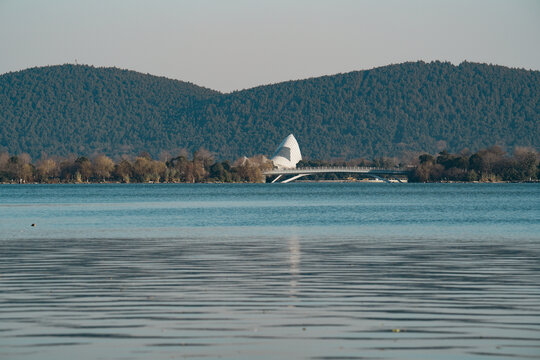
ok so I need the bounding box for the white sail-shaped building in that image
[271,134,302,169]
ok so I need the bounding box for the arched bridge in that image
[263,166,410,183]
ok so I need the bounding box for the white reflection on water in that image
[288,235,301,298]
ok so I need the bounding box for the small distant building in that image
[271,134,302,169]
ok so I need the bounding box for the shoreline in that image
[1,180,538,185]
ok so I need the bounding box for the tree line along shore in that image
[0,146,538,184]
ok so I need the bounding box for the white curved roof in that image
[271,134,302,169]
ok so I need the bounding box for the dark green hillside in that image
[0,65,219,157]
[188,61,539,159]
[0,62,538,160]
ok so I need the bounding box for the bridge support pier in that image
[281,174,308,183]
[271,174,283,183]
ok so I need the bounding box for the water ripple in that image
[2,234,540,360]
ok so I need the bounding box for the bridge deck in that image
[263,166,409,176]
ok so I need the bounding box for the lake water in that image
[0,183,539,359]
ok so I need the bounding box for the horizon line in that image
[2,59,539,94]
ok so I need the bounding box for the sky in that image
[0,0,539,92]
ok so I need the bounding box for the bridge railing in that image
[263,166,410,174]
[295,166,394,171]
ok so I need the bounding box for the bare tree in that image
[158,150,172,162]
[514,147,539,180]
[114,159,133,183]
[92,155,115,181]
[0,152,9,170]
[37,159,59,182]
[233,155,273,182]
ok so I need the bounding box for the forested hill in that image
[1,62,538,160]
[0,65,219,157]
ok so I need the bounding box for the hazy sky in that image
[1,0,539,92]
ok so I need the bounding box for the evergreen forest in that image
[0,61,538,160]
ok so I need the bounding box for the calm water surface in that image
[0,183,539,359]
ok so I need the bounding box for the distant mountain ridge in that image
[0,62,538,160]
